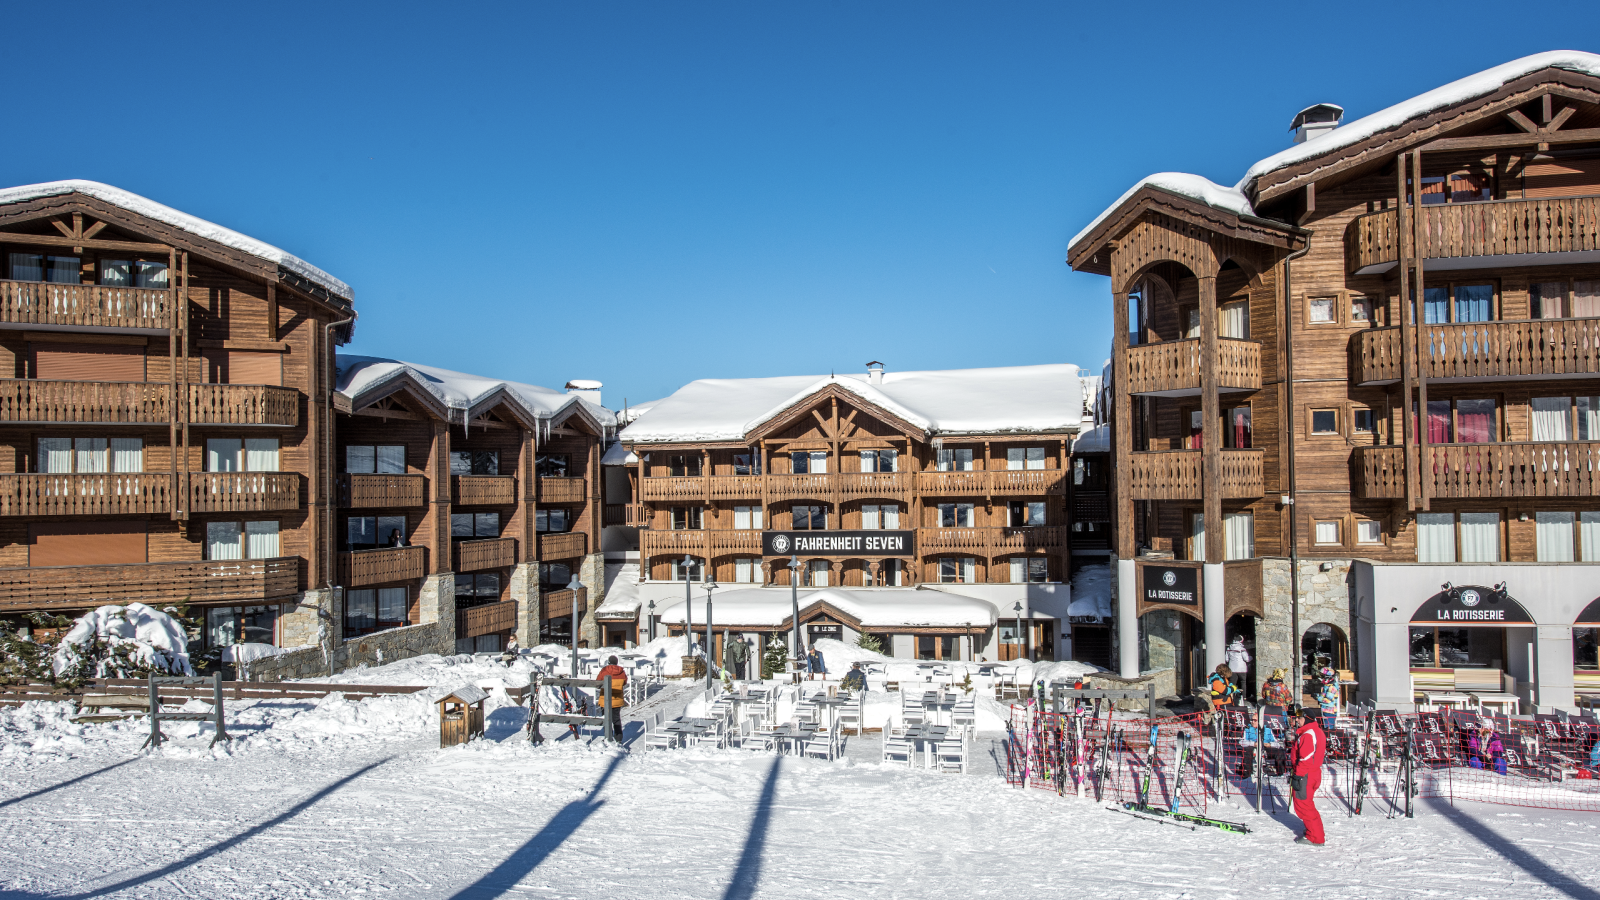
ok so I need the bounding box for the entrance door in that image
[1070,624,1112,669]
[1225,613,1258,700]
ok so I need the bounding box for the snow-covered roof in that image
[438,683,489,705]
[622,364,1083,444]
[654,587,998,629]
[565,379,603,391]
[336,355,613,429]
[0,180,352,302]
[1073,424,1110,454]
[600,441,638,466]
[1068,173,1255,251]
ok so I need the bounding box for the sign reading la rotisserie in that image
[1142,564,1199,606]
[761,530,915,557]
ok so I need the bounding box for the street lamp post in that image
[704,574,717,689]
[647,599,656,642]
[682,554,695,659]
[790,553,801,670]
[568,574,585,678]
[1013,601,1024,665]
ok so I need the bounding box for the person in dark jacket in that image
[806,645,826,680]
[596,655,627,742]
[841,662,867,692]
[725,635,750,681]
[1290,705,1327,845]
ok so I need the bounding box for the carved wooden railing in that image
[641,530,708,557]
[0,379,169,423]
[1128,450,1263,499]
[538,531,586,560]
[987,470,1069,495]
[538,476,587,504]
[0,279,173,330]
[707,475,763,499]
[766,473,833,501]
[455,537,517,572]
[836,472,911,497]
[188,384,298,426]
[624,503,651,527]
[457,599,517,638]
[339,546,426,587]
[919,526,1064,555]
[1348,196,1600,272]
[0,557,300,610]
[1353,318,1600,384]
[604,503,625,526]
[454,475,516,506]
[1356,442,1600,499]
[189,472,300,512]
[915,471,989,496]
[638,475,704,501]
[0,473,172,516]
[338,474,427,508]
[1125,338,1261,395]
[541,588,577,620]
[709,530,763,552]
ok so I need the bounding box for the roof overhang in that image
[1068,185,1306,276]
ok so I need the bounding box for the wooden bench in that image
[73,693,152,723]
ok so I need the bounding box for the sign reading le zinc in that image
[762,530,916,557]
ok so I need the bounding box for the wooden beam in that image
[267,282,279,342]
[1420,126,1600,153]
[1112,288,1134,560]
[1505,110,1540,133]
[1543,93,1554,125]
[352,406,428,422]
[1397,154,1415,513]
[1297,182,1316,226]
[51,218,75,239]
[0,231,173,254]
[1547,105,1577,132]
[1199,274,1222,564]
[81,220,107,240]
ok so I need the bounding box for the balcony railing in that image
[455,538,517,572]
[1352,318,1600,384]
[1127,450,1264,500]
[454,474,516,506]
[0,279,173,330]
[0,473,172,517]
[538,531,587,560]
[0,556,301,611]
[0,380,298,426]
[538,476,587,504]
[641,530,709,557]
[639,475,706,501]
[624,503,651,527]
[918,526,1064,554]
[339,546,426,587]
[634,469,1065,504]
[604,503,625,526]
[338,474,427,509]
[542,588,577,620]
[188,472,300,513]
[1125,338,1261,395]
[1355,442,1600,499]
[189,383,298,426]
[458,599,517,638]
[766,473,834,501]
[1348,195,1600,273]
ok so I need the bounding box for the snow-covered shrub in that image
[52,603,193,682]
[0,611,75,684]
[855,632,883,654]
[761,634,788,679]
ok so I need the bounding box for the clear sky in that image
[6,2,1597,408]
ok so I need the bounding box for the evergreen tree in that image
[761,635,788,679]
[855,632,883,655]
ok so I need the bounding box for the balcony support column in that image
[1411,150,1432,513]
[1117,557,1138,679]
[1397,153,1417,511]
[418,573,457,653]
[1199,274,1223,566]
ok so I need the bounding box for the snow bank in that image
[52,603,192,678]
[1066,564,1112,619]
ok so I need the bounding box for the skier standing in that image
[1225,636,1251,697]
[1262,668,1294,709]
[1290,705,1327,845]
[806,644,826,680]
[725,635,749,681]
[597,655,627,742]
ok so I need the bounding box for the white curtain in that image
[810,451,828,474]
[882,505,899,529]
[1191,513,1205,561]
[957,504,974,527]
[378,587,407,623]
[208,521,243,560]
[246,521,280,559]
[1220,301,1249,339]
[1459,512,1500,562]
[1580,398,1600,442]
[1007,448,1025,470]
[1315,521,1339,544]
[735,558,755,584]
[74,438,107,474]
[1575,280,1600,318]
[110,438,142,474]
[1531,397,1573,441]
[1417,513,1456,563]
[245,439,279,472]
[887,560,903,586]
[961,557,976,583]
[1535,282,1566,318]
[734,506,751,530]
[38,438,71,473]
[208,438,242,473]
[861,505,881,529]
[1536,511,1576,562]
[1583,512,1600,562]
[1224,513,1254,560]
[809,560,829,586]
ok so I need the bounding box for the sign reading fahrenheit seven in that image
[762,531,915,557]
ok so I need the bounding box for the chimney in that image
[865,361,884,385]
[1289,103,1343,145]
[564,379,602,406]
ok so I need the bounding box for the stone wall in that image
[1256,557,1355,700]
[510,562,538,649]
[251,622,450,681]
[578,552,605,648]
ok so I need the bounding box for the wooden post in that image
[1412,150,1431,512]
[430,421,452,574]
[266,281,278,341]
[1112,290,1135,560]
[521,427,536,565]
[179,252,191,520]
[168,247,178,522]
[1199,274,1222,564]
[1397,154,1416,512]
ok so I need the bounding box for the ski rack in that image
[528,673,616,744]
[139,672,231,750]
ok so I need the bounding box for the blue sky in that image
[6,2,1597,407]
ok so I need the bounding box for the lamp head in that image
[566,575,583,592]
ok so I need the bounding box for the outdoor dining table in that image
[767,723,817,756]
[920,692,958,726]
[811,696,850,730]
[902,723,950,768]
[661,719,712,748]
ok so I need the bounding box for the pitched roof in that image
[335,355,612,429]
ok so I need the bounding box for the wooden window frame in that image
[1353,516,1387,548]
[1305,294,1340,327]
[1350,293,1379,328]
[1312,518,1343,547]
[1351,405,1377,441]
[1307,407,1341,437]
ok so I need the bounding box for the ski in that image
[1140,724,1159,807]
[1110,805,1195,831]
[1096,709,1115,801]
[1122,802,1252,834]
[1170,730,1191,813]
[1352,709,1379,816]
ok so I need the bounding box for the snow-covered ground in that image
[3,654,1598,899]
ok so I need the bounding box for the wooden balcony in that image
[338,474,427,509]
[916,470,1068,496]
[641,529,709,558]
[635,470,1064,505]
[624,503,651,527]
[1127,450,1264,500]
[455,537,517,572]
[915,471,989,496]
[0,556,300,611]
[538,476,587,504]
[339,546,426,588]
[1355,443,1600,499]
[1125,339,1262,396]
[538,531,587,560]
[1348,196,1600,273]
[188,472,300,513]
[454,474,516,506]
[0,380,298,426]
[1352,319,1600,385]
[766,473,834,501]
[604,503,625,526]
[919,526,1064,555]
[709,530,763,552]
[838,472,911,497]
[639,475,706,501]
[542,588,577,620]
[458,599,518,638]
[0,473,173,517]
[0,279,173,331]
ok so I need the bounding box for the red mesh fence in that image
[1005,701,1600,814]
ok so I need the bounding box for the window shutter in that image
[30,522,147,566]
[32,343,145,381]
[228,351,282,386]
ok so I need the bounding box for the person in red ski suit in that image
[1291,705,1326,845]
[596,656,628,742]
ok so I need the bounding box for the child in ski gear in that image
[597,655,627,741]
[1263,668,1294,709]
[1225,637,1250,694]
[725,635,750,681]
[1315,667,1340,730]
[1208,664,1238,709]
[806,645,826,680]
[1290,706,1326,845]
[841,662,867,692]
[1469,724,1507,775]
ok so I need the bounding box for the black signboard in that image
[1142,565,1199,606]
[761,530,915,557]
[1410,584,1533,625]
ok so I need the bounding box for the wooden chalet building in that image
[0,180,354,654]
[1068,51,1600,711]
[606,362,1087,662]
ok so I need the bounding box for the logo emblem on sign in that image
[1460,589,1480,607]
[772,534,790,553]
[1162,571,1177,587]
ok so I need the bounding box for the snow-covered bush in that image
[0,611,75,684]
[855,632,883,654]
[761,634,788,679]
[52,603,193,682]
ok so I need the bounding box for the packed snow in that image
[1068,172,1257,250]
[52,602,193,678]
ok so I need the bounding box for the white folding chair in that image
[935,736,968,774]
[838,698,864,737]
[801,725,836,761]
[796,701,819,725]
[882,728,913,765]
[901,698,925,727]
[951,702,977,737]
[644,719,678,751]
[729,717,754,749]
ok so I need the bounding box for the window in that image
[1537,511,1576,562]
[1419,171,1490,206]
[1314,520,1340,545]
[938,557,976,584]
[1531,396,1600,441]
[859,449,897,472]
[1223,406,1251,449]
[936,448,974,471]
[535,508,571,533]
[1006,447,1046,470]
[1416,512,1456,563]
[790,451,827,474]
[1534,281,1567,319]
[1351,296,1374,325]
[1009,558,1048,583]
[1219,299,1249,339]
[1310,410,1338,435]
[207,521,279,560]
[1584,512,1600,562]
[861,503,900,530]
[37,437,142,473]
[1419,286,1449,324]
[451,512,500,539]
[805,560,830,586]
[792,505,826,530]
[1308,296,1336,324]
[1460,512,1500,563]
[1410,626,1504,669]
[1578,628,1600,671]
[1184,307,1200,339]
[8,252,79,284]
[454,573,501,604]
[536,454,569,476]
[1352,408,1375,435]
[734,558,759,584]
[348,515,407,549]
[206,605,279,649]
[1356,519,1383,544]
[1073,456,1106,490]
[1186,409,1203,449]
[1224,512,1254,560]
[346,445,405,474]
[879,559,905,587]
[100,259,169,289]
[668,454,702,477]
[669,506,703,530]
[937,503,975,528]
[541,561,574,588]
[732,452,762,475]
[732,505,764,530]
[451,450,498,476]
[1455,399,1496,443]
[1414,284,1494,324]
[1008,501,1046,527]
